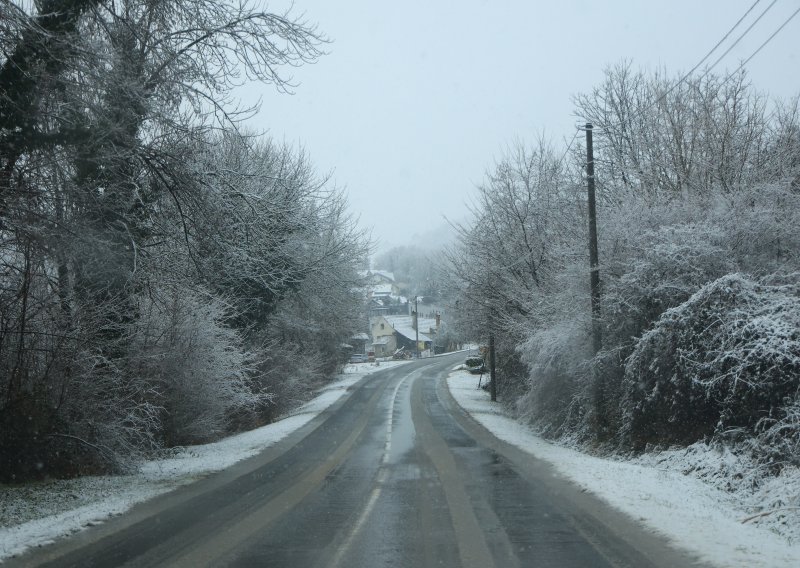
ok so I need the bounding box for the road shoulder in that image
[443,368,800,568]
[0,362,410,562]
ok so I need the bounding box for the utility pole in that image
[585,123,602,354]
[414,295,419,358]
[489,333,497,402]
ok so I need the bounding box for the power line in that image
[557,128,580,166]
[589,0,775,131]
[699,0,778,81]
[564,1,798,169]
[677,0,764,89]
[733,3,800,71]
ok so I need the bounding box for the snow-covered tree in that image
[0,0,364,481]
[443,138,579,402]
[573,63,787,199]
[447,63,800,461]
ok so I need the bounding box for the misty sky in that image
[239,1,799,252]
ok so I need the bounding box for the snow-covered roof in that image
[388,314,437,334]
[351,333,370,341]
[360,269,395,283]
[371,283,393,295]
[394,325,432,343]
[383,315,432,343]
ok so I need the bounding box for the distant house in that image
[369,313,439,357]
[371,283,394,299]
[360,270,407,317]
[359,269,401,296]
[368,297,405,317]
[367,269,395,286]
[370,316,398,357]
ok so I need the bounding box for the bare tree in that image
[573,62,776,200]
[0,0,333,481]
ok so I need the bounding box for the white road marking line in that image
[329,372,414,567]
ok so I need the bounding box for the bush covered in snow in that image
[517,313,593,439]
[128,290,269,446]
[584,218,738,441]
[602,223,735,346]
[444,63,800,478]
[622,274,800,461]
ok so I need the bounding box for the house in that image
[367,296,408,317]
[370,315,399,357]
[361,272,408,317]
[366,269,396,286]
[359,269,401,296]
[369,313,440,357]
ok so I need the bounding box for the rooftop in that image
[383,315,434,343]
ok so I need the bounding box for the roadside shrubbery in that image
[444,63,800,476]
[514,185,800,463]
[127,289,267,447]
[622,274,800,456]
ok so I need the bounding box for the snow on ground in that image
[0,361,408,562]
[446,368,800,568]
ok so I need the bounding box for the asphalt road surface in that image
[12,353,705,567]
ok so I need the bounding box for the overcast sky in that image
[239,0,799,253]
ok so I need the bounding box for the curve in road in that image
[11,354,705,568]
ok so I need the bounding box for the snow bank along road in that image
[7,354,702,567]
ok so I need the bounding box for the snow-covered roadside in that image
[446,369,800,568]
[0,361,408,562]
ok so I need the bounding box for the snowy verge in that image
[0,361,408,562]
[446,369,800,568]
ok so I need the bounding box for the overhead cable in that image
[588,0,774,131]
[699,0,778,81]
[733,3,800,71]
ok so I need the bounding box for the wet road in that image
[13,354,702,567]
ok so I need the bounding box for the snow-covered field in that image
[0,361,407,562]
[446,368,800,568]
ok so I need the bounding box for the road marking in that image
[382,370,408,464]
[328,371,414,568]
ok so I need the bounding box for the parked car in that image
[349,353,368,363]
[367,350,376,362]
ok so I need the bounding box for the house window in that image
[380,323,385,330]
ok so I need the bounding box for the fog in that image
[236,0,798,251]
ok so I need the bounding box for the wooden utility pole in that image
[489,333,497,402]
[414,295,419,358]
[585,123,602,354]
